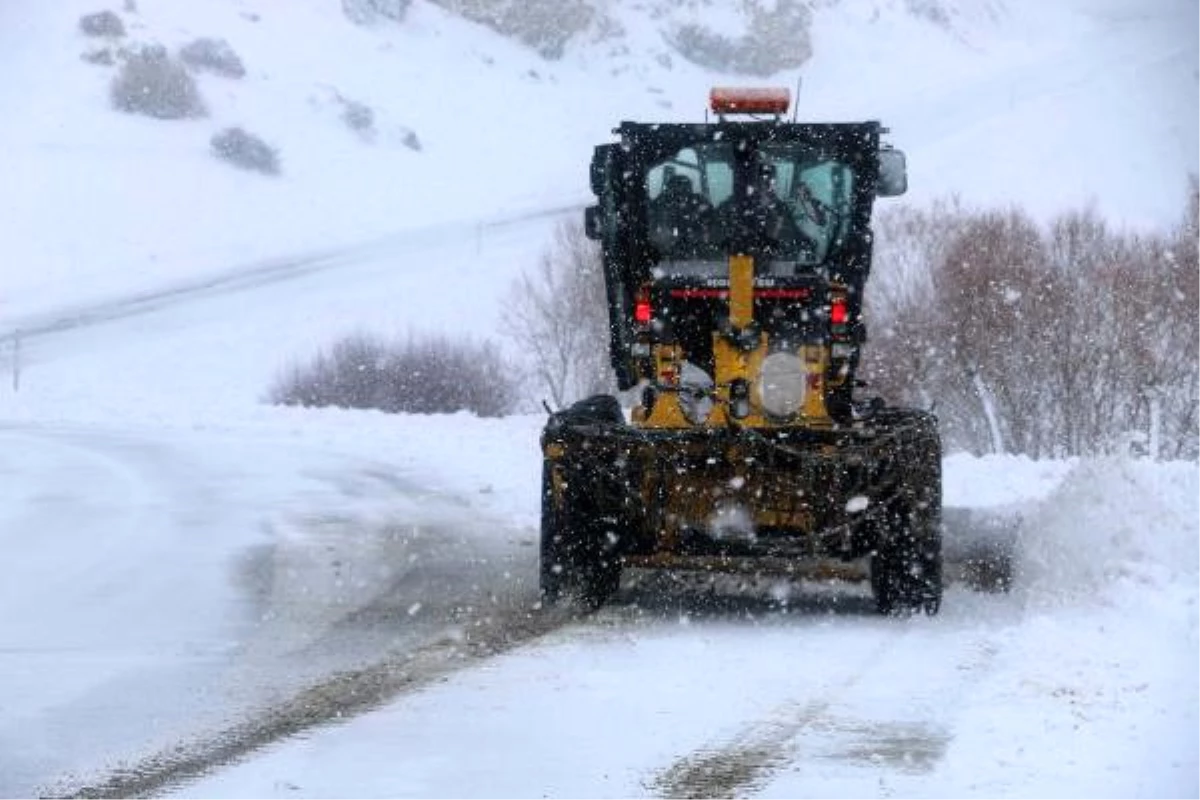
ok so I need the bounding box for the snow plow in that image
[540,88,942,615]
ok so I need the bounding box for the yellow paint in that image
[641,344,694,427]
[710,254,768,426]
[728,254,754,326]
[633,254,833,429]
[800,343,831,422]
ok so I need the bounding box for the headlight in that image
[755,351,806,417]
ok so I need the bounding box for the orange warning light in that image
[709,87,791,115]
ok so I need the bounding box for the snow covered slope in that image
[1,0,1195,323]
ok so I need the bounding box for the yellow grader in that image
[540,88,942,615]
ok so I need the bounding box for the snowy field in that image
[0,0,1196,797]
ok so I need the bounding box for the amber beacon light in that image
[709,87,791,115]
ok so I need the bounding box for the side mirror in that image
[877,148,907,197]
[584,205,603,240]
[590,144,620,197]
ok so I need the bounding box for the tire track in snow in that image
[644,615,1006,799]
[8,423,553,799]
[52,599,578,800]
[645,634,899,799]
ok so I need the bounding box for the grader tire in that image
[539,462,621,610]
[871,418,943,616]
[871,506,942,616]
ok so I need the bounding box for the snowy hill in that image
[1,0,1195,323]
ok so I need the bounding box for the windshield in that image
[644,142,855,269]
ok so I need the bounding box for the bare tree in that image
[501,219,615,408]
[863,185,1198,459]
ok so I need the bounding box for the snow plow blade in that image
[622,554,869,582]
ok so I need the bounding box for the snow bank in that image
[943,452,1075,508]
[1015,457,1199,611]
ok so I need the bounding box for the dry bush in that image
[80,10,125,37]
[429,0,595,59]
[110,45,205,119]
[341,99,374,134]
[211,127,280,175]
[864,199,972,410]
[342,0,412,25]
[905,0,952,28]
[932,208,1051,455]
[863,185,1199,459]
[82,48,116,66]
[501,219,614,407]
[270,332,519,417]
[669,0,812,76]
[398,127,422,151]
[179,37,245,78]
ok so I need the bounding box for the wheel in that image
[871,420,943,616]
[539,461,622,610]
[871,501,942,616]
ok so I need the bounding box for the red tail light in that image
[634,289,652,325]
[830,295,848,326]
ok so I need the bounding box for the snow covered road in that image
[175,452,1200,800]
[0,420,540,798]
[3,415,1192,798]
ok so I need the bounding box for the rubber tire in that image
[871,427,943,616]
[871,501,942,616]
[539,461,621,611]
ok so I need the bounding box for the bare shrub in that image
[179,37,246,78]
[668,0,812,76]
[863,186,1199,459]
[110,45,206,119]
[342,0,412,25]
[340,98,374,135]
[82,48,116,66]
[399,128,421,151]
[80,10,125,37]
[905,0,952,28]
[429,0,594,59]
[501,219,614,408]
[211,127,280,175]
[862,199,974,414]
[270,332,519,417]
[1175,174,1198,264]
[935,209,1054,455]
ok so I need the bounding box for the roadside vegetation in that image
[270,332,519,418]
[500,219,615,409]
[506,183,1198,459]
[865,181,1198,459]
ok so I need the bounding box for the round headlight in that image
[756,351,806,417]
